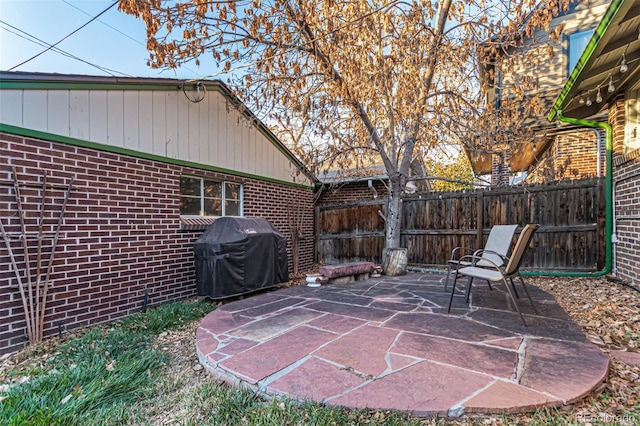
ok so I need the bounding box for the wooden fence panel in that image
[316,178,605,272]
[317,201,386,264]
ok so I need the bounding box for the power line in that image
[61,0,204,78]
[62,0,144,47]
[8,0,119,71]
[1,21,132,77]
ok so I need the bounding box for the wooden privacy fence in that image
[316,178,605,272]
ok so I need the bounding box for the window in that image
[625,88,640,155]
[568,30,594,74]
[180,176,242,217]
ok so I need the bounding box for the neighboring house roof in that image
[318,165,388,184]
[471,1,611,175]
[466,90,563,175]
[548,0,640,120]
[0,71,319,187]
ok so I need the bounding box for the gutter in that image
[547,0,624,122]
[522,111,612,277]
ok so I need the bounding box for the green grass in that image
[2,297,638,426]
[179,380,431,426]
[0,299,216,426]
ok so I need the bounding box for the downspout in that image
[523,111,612,277]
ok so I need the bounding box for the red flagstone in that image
[520,339,609,403]
[328,360,493,416]
[199,310,252,335]
[314,325,400,377]
[308,313,367,334]
[196,272,610,418]
[610,350,640,366]
[394,332,518,378]
[195,333,219,357]
[464,380,562,414]
[219,326,336,384]
[228,308,323,340]
[217,338,259,356]
[268,356,366,401]
[483,337,523,350]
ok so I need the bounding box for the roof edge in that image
[547,0,625,121]
[0,71,318,185]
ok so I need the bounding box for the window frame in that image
[567,29,594,76]
[179,175,243,218]
[625,86,640,156]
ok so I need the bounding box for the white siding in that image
[165,92,178,159]
[107,91,124,147]
[1,85,312,186]
[123,91,139,149]
[177,92,189,160]
[47,91,69,136]
[152,91,166,156]
[89,91,108,144]
[198,97,210,164]
[22,91,47,132]
[0,90,21,124]
[69,91,89,140]
[138,91,153,153]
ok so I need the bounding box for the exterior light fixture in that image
[586,94,592,106]
[532,143,537,153]
[620,53,628,73]
[596,88,603,103]
[608,76,615,93]
[579,93,585,104]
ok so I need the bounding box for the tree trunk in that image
[384,182,402,249]
[385,175,403,250]
[382,177,407,275]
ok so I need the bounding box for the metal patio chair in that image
[447,224,539,326]
[444,224,518,291]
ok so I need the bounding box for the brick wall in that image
[610,96,640,286]
[491,152,510,186]
[527,128,602,183]
[0,132,315,355]
[317,179,390,205]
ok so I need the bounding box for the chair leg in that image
[502,277,527,326]
[485,280,493,290]
[447,271,460,313]
[518,275,539,315]
[465,277,474,303]
[509,277,520,299]
[444,262,453,292]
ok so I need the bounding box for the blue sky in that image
[0,0,214,80]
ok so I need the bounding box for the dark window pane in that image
[225,182,240,201]
[204,198,222,216]
[180,177,201,196]
[225,200,239,216]
[180,196,201,215]
[203,181,222,198]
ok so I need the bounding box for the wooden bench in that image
[319,261,376,284]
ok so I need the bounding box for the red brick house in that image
[470,0,610,185]
[548,0,640,287]
[0,72,316,354]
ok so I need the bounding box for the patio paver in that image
[196,272,610,417]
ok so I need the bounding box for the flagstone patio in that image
[195,272,609,417]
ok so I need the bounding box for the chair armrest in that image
[450,246,475,260]
[455,254,503,272]
[474,249,509,265]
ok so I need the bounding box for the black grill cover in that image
[194,217,289,299]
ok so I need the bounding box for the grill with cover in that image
[194,217,289,299]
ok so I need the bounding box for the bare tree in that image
[120,0,569,253]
